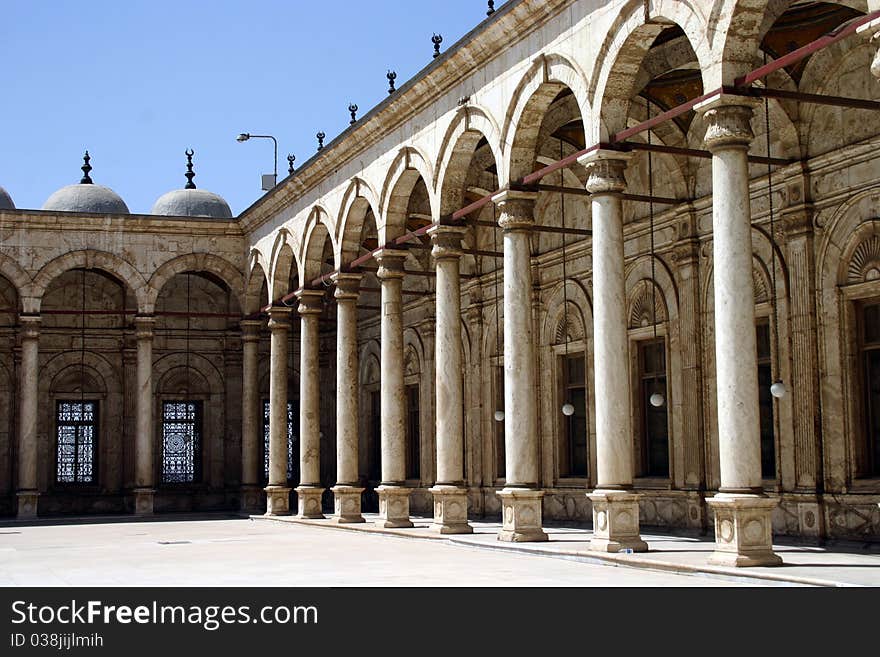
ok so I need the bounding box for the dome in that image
[41,151,130,215]
[150,188,232,219]
[0,186,14,210]
[150,149,233,219]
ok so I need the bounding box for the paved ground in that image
[0,515,756,587]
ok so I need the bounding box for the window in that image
[405,384,420,480]
[369,390,381,481]
[161,401,202,484]
[560,354,588,477]
[639,340,669,478]
[756,321,777,479]
[55,401,97,485]
[494,365,505,479]
[860,302,880,477]
[262,400,297,482]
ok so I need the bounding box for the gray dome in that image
[0,186,13,210]
[150,188,233,219]
[42,183,130,214]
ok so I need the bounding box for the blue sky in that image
[2,1,507,215]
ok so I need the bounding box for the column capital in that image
[18,314,40,340]
[579,149,631,195]
[375,248,408,280]
[332,272,363,300]
[427,224,468,260]
[695,94,760,152]
[267,306,292,331]
[134,315,156,340]
[492,189,537,231]
[296,288,325,316]
[240,319,263,341]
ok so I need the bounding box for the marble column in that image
[375,249,413,528]
[577,150,647,553]
[491,190,547,542]
[295,289,325,519]
[133,316,156,516]
[239,320,263,513]
[697,95,781,567]
[16,315,40,519]
[331,273,365,523]
[265,307,292,516]
[428,224,473,534]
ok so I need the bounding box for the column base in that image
[331,485,365,524]
[587,490,648,553]
[16,490,39,520]
[376,485,413,528]
[296,486,326,519]
[497,488,548,542]
[706,493,782,567]
[429,485,473,535]
[239,485,263,514]
[264,486,291,516]
[133,488,156,516]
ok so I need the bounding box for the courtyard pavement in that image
[0,513,875,587]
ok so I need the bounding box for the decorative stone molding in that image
[428,224,467,260]
[497,488,548,542]
[296,485,325,519]
[376,485,414,528]
[264,486,291,516]
[695,95,759,152]
[375,249,408,281]
[579,150,631,196]
[492,189,537,231]
[239,319,263,343]
[629,280,667,330]
[134,315,156,341]
[331,485,366,524]
[430,485,473,534]
[267,307,292,332]
[847,234,880,283]
[296,288,325,316]
[332,272,362,300]
[587,490,648,553]
[706,493,782,567]
[19,314,40,341]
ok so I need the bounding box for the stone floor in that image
[0,513,875,587]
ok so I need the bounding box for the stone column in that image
[133,316,156,516]
[427,224,473,534]
[374,249,413,528]
[578,151,647,553]
[240,320,263,513]
[696,95,781,567]
[331,273,365,523]
[265,307,292,516]
[16,315,40,519]
[295,289,325,519]
[491,190,547,542]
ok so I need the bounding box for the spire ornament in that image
[288,154,296,175]
[184,149,196,189]
[432,34,443,59]
[387,70,397,94]
[316,132,326,151]
[487,1,495,16]
[349,103,358,125]
[80,151,93,184]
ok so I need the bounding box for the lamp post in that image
[236,133,278,191]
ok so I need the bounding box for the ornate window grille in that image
[262,400,297,482]
[56,400,97,485]
[161,401,202,484]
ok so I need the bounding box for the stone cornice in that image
[237,0,575,234]
[0,210,243,236]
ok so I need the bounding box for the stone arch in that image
[435,105,505,216]
[359,340,381,387]
[29,250,147,315]
[300,206,336,288]
[337,177,381,266]
[244,253,269,315]
[380,147,437,243]
[154,352,225,397]
[503,52,591,183]
[269,230,299,301]
[0,254,30,310]
[590,0,711,142]
[145,253,244,315]
[42,351,121,395]
[541,279,593,347]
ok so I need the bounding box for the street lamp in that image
[236,133,278,191]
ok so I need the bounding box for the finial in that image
[487,1,495,16]
[349,103,359,125]
[80,151,93,184]
[184,148,196,189]
[432,34,443,59]
[287,154,296,175]
[387,70,397,94]
[316,132,326,151]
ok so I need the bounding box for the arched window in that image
[403,344,421,482]
[858,300,880,477]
